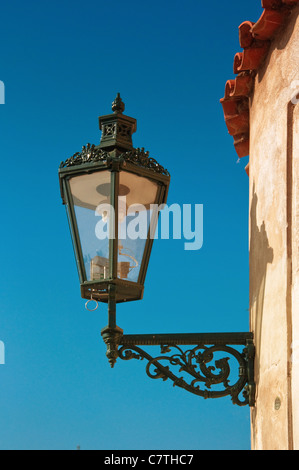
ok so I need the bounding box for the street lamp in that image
[59,94,170,303]
[59,95,255,407]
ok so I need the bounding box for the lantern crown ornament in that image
[59,94,170,305]
[98,92,137,152]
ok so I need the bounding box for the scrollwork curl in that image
[118,342,249,406]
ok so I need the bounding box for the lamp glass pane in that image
[117,171,158,283]
[69,170,112,282]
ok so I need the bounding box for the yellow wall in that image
[249,6,299,450]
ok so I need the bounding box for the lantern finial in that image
[98,94,136,151]
[112,93,125,114]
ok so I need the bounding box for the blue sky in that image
[0,0,264,450]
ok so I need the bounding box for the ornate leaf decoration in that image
[59,143,109,168]
[118,342,251,406]
[122,148,170,176]
[59,143,170,176]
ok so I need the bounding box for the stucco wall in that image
[291,101,299,447]
[249,7,299,450]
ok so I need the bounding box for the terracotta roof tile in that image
[220,0,299,169]
[251,9,289,40]
[233,42,270,74]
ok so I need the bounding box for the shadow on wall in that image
[257,5,298,85]
[249,185,274,384]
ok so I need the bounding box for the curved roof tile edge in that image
[220,0,299,168]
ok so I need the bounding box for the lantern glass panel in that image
[69,170,112,282]
[117,171,158,283]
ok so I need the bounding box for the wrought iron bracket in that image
[101,327,255,407]
[100,286,255,407]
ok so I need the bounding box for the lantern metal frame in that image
[59,148,170,304]
[59,94,255,408]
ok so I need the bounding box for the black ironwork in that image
[59,143,170,176]
[101,285,124,368]
[99,277,255,407]
[98,92,136,151]
[58,94,170,304]
[59,143,109,168]
[116,332,255,407]
[101,302,255,407]
[59,94,255,408]
[59,94,169,176]
[122,148,170,176]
